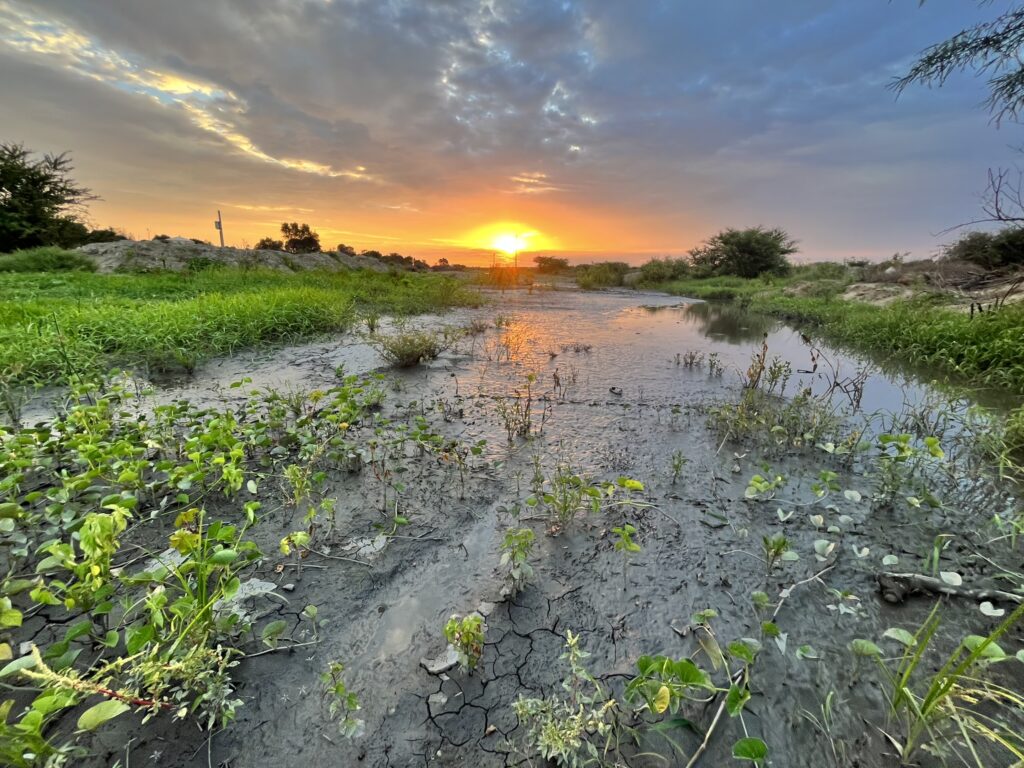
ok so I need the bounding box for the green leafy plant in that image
[444,614,485,673]
[874,433,945,508]
[669,450,689,485]
[744,471,787,501]
[321,661,364,738]
[611,523,641,591]
[372,327,452,367]
[760,533,793,577]
[499,527,535,597]
[513,630,617,766]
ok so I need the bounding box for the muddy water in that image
[96,288,1019,768]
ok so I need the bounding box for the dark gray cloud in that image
[0,0,1016,259]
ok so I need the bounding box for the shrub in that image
[533,255,570,274]
[576,261,630,290]
[637,257,690,284]
[945,228,1024,270]
[255,237,283,251]
[689,227,796,278]
[372,328,451,367]
[0,246,96,272]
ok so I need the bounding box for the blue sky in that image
[0,0,1017,262]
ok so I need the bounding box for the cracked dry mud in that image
[74,288,1021,767]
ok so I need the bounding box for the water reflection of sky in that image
[103,286,1003,429]
[466,289,945,418]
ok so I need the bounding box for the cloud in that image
[0,1,376,181]
[0,0,1016,260]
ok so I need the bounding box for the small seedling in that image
[499,527,536,597]
[761,533,791,577]
[321,661,364,738]
[744,471,786,501]
[444,613,485,673]
[669,450,689,484]
[611,523,641,591]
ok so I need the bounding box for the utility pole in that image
[214,210,225,247]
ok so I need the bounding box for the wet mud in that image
[64,288,1021,767]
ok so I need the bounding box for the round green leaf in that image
[733,737,768,761]
[77,699,130,731]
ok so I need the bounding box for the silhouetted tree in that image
[256,237,284,251]
[533,255,570,273]
[280,222,320,253]
[336,243,356,256]
[436,257,450,268]
[689,227,796,278]
[0,143,98,252]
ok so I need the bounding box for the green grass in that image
[0,268,480,385]
[0,247,97,273]
[659,273,1024,395]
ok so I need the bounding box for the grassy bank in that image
[659,274,1024,395]
[0,264,479,386]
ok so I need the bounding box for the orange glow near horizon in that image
[454,221,557,259]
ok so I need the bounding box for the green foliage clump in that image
[575,261,630,290]
[0,247,96,273]
[513,631,616,766]
[690,227,796,278]
[255,237,283,251]
[499,527,536,596]
[637,257,690,284]
[444,614,485,672]
[945,228,1024,270]
[372,327,453,367]
[0,269,479,386]
[0,377,384,760]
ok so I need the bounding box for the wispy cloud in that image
[507,171,562,194]
[0,1,376,181]
[224,203,315,213]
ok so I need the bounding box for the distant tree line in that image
[564,226,797,289]
[254,222,432,269]
[0,143,124,252]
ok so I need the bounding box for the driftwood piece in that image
[876,571,1024,606]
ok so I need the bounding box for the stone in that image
[420,645,460,675]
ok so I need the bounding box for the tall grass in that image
[576,262,630,290]
[0,269,480,384]
[0,247,97,273]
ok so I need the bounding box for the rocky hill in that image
[77,238,391,273]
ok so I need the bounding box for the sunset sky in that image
[0,1,1017,265]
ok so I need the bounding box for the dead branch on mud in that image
[876,571,1024,606]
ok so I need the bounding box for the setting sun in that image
[453,221,557,258]
[492,232,529,255]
